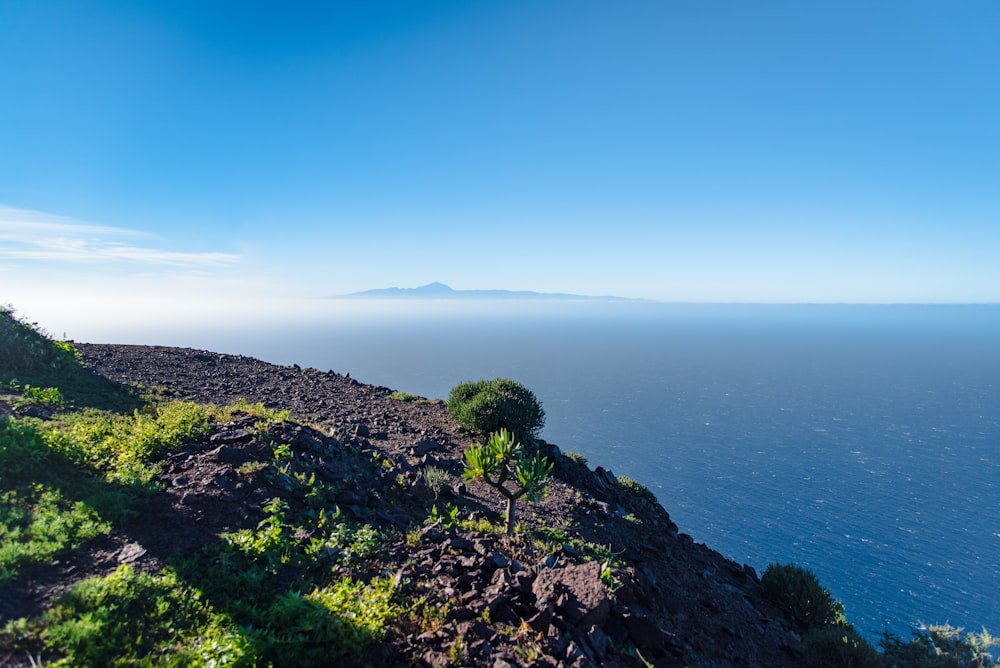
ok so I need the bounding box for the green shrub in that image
[423,465,452,497]
[803,624,881,667]
[761,563,845,631]
[617,475,657,503]
[447,378,545,439]
[880,624,999,668]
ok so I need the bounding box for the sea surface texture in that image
[138,303,1000,640]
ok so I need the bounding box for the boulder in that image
[532,560,610,630]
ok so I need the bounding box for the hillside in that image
[1,309,994,667]
[1,340,804,666]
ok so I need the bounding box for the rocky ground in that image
[2,343,805,667]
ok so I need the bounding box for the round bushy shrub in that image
[761,563,845,631]
[447,378,545,439]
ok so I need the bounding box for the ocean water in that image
[94,302,1000,640]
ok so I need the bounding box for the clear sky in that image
[2,0,999,318]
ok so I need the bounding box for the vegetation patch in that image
[0,486,109,583]
[11,384,65,410]
[0,306,81,387]
[616,475,657,504]
[389,391,441,405]
[422,464,453,497]
[251,577,399,666]
[447,378,545,440]
[0,306,139,411]
[879,624,999,668]
[43,402,214,485]
[4,565,250,667]
[761,562,846,631]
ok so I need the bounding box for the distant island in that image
[337,281,641,301]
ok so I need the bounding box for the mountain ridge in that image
[338,282,642,301]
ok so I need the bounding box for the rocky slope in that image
[4,343,805,667]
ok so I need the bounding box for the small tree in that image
[462,429,552,534]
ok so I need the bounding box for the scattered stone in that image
[116,542,146,564]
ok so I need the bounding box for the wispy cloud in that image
[0,206,239,268]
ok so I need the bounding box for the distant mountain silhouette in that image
[338,282,638,301]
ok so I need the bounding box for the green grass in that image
[389,390,442,405]
[43,402,215,485]
[3,565,251,667]
[0,486,110,583]
[0,397,294,583]
[12,384,66,410]
[251,577,399,666]
[1,394,406,666]
[0,417,121,578]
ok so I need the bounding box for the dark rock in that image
[594,466,617,487]
[450,605,477,621]
[116,542,147,564]
[604,610,629,645]
[527,606,553,632]
[446,536,474,553]
[336,490,363,506]
[421,526,446,543]
[422,650,450,666]
[585,625,609,660]
[623,613,680,656]
[411,438,441,456]
[531,561,610,630]
[565,640,594,666]
[492,601,520,626]
[180,491,203,505]
[209,428,253,445]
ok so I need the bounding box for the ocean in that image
[96,301,1000,640]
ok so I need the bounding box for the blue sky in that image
[2,0,999,319]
